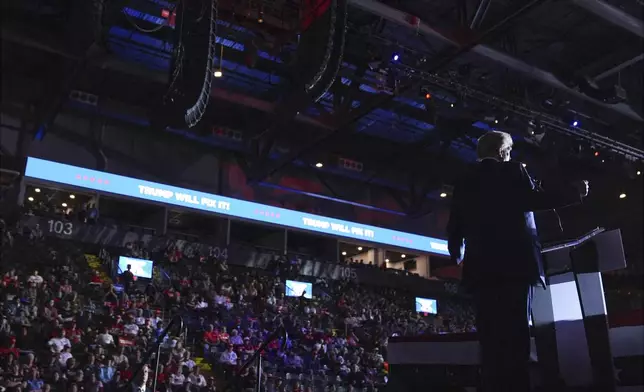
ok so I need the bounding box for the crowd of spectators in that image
[3,208,640,392]
[0,212,480,392]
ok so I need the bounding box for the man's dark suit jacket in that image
[447,159,581,290]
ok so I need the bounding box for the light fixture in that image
[214,70,223,78]
[61,203,68,207]
[357,247,363,251]
[315,162,323,168]
[342,251,347,256]
[425,93,431,100]
[439,192,447,198]
[69,194,76,199]
[522,163,527,167]
[572,120,579,127]
[35,188,41,193]
[494,119,499,124]
[594,151,600,157]
[401,254,406,258]
[392,53,400,61]
[27,197,34,202]
[450,103,454,108]
[637,170,641,176]
[385,258,390,262]
[619,193,627,199]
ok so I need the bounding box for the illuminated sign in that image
[24,157,448,254]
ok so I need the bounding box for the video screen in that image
[415,297,438,314]
[285,280,313,299]
[118,256,154,279]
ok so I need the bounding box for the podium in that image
[532,228,626,390]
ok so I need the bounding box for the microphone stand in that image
[122,315,184,392]
[222,323,287,392]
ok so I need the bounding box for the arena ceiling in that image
[2,0,643,217]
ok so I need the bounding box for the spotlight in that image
[357,247,363,251]
[522,163,527,167]
[392,53,400,61]
[69,194,76,199]
[62,203,68,207]
[619,193,627,199]
[425,93,431,100]
[35,188,41,193]
[342,251,347,256]
[494,119,499,124]
[439,192,447,198]
[572,120,579,127]
[27,197,34,202]
[450,103,454,108]
[401,254,406,258]
[594,151,600,157]
[315,162,323,168]
[385,258,390,262]
[637,170,641,176]
[214,70,223,78]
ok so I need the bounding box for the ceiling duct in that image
[571,0,644,38]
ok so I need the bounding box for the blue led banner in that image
[24,157,448,255]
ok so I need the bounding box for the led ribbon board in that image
[25,157,448,254]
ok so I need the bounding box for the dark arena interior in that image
[0,0,643,391]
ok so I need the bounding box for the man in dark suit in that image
[447,131,588,392]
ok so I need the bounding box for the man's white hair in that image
[477,131,513,160]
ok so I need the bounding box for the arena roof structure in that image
[1,0,642,242]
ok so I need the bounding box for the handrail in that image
[123,315,184,392]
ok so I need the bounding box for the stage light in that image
[315,162,323,168]
[572,120,579,127]
[69,194,75,199]
[27,197,34,202]
[619,193,627,199]
[35,188,41,193]
[401,254,406,258]
[439,192,447,198]
[214,70,223,78]
[450,103,454,108]
[522,163,527,167]
[385,259,390,262]
[342,251,347,256]
[61,203,68,207]
[494,119,499,124]
[392,53,399,61]
[425,93,431,99]
[594,151,600,157]
[358,247,363,251]
[637,170,641,176]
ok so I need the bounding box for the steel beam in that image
[348,0,642,122]
[470,0,492,29]
[594,54,644,82]
[571,0,644,38]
